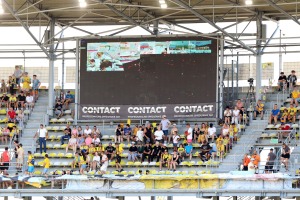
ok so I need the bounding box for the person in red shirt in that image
[7,107,16,123]
[0,147,10,174]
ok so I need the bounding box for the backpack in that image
[30,158,35,165]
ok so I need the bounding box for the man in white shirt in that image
[160,115,171,143]
[208,123,216,142]
[186,123,193,143]
[25,94,34,110]
[84,125,92,136]
[34,124,48,154]
[154,126,164,143]
[92,134,101,145]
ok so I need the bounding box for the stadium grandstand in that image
[1,0,300,200]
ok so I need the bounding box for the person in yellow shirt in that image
[287,104,297,123]
[290,87,300,107]
[21,72,31,92]
[95,143,104,154]
[177,144,185,160]
[27,151,34,176]
[115,142,124,172]
[223,135,230,153]
[9,93,17,109]
[281,108,289,123]
[159,150,171,171]
[254,100,264,120]
[216,136,224,160]
[42,154,50,177]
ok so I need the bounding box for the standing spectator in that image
[128,142,138,161]
[115,143,123,172]
[143,123,153,144]
[277,72,287,91]
[281,143,290,171]
[115,124,123,143]
[16,143,24,171]
[154,126,164,143]
[54,101,63,118]
[100,151,108,175]
[269,104,280,124]
[7,75,16,95]
[13,66,23,91]
[172,131,180,151]
[105,142,115,161]
[254,100,264,120]
[290,86,300,107]
[251,150,260,173]
[0,79,7,93]
[21,72,31,92]
[61,124,71,145]
[42,154,50,177]
[232,106,240,125]
[83,125,92,136]
[223,106,232,124]
[123,124,132,144]
[25,93,34,110]
[236,99,244,110]
[0,93,9,108]
[208,123,216,142]
[248,158,256,174]
[27,151,34,175]
[32,75,41,101]
[242,153,250,171]
[0,147,10,174]
[192,123,200,143]
[185,123,193,144]
[34,124,48,154]
[265,148,276,173]
[184,142,193,161]
[287,70,297,89]
[142,142,152,163]
[7,107,16,123]
[160,115,170,143]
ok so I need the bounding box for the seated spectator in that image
[207,123,216,142]
[115,124,123,143]
[290,87,300,107]
[209,142,217,160]
[279,123,291,142]
[100,151,108,174]
[54,101,63,118]
[216,136,224,160]
[170,151,179,172]
[123,124,132,144]
[287,70,297,89]
[198,123,208,143]
[9,93,18,109]
[277,72,287,91]
[79,151,89,175]
[236,99,244,109]
[17,91,26,108]
[151,142,162,162]
[85,134,92,146]
[269,104,280,124]
[142,142,152,163]
[184,142,193,161]
[154,126,164,143]
[16,110,24,128]
[136,142,144,161]
[71,152,80,169]
[91,126,101,138]
[177,144,185,161]
[287,104,297,123]
[281,108,288,123]
[221,123,229,137]
[1,126,10,144]
[71,126,78,137]
[76,134,85,148]
[25,93,34,110]
[242,153,250,171]
[0,79,6,93]
[64,91,73,110]
[224,106,232,124]
[83,125,92,136]
[136,126,144,142]
[61,124,71,145]
[192,123,200,143]
[7,107,16,123]
[230,123,238,144]
[105,142,115,161]
[57,91,65,103]
[199,140,211,162]
[66,135,77,154]
[0,93,9,108]
[92,134,100,145]
[128,142,138,161]
[254,99,264,120]
[232,106,240,125]
[248,158,256,174]
[159,150,171,171]
[7,75,16,95]
[239,107,248,125]
[91,152,100,171]
[172,131,180,151]
[223,135,230,153]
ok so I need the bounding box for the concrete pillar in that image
[47,18,55,123]
[256,12,263,101]
[153,20,159,35]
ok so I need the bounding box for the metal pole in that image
[62,34,65,90]
[237,52,239,99]
[74,39,79,125]
[232,59,234,101]
[256,12,262,101]
[279,29,283,73]
[219,35,224,118]
[48,19,55,121]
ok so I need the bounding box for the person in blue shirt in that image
[64,91,73,110]
[184,142,193,161]
[269,104,280,124]
[123,124,132,144]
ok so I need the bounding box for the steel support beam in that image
[48,19,55,121]
[171,0,256,54]
[265,0,300,26]
[256,12,263,101]
[2,0,50,58]
[261,25,280,53]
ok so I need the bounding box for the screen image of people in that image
[86,40,213,72]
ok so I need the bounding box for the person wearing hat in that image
[128,142,138,161]
[105,142,115,162]
[265,148,276,173]
[248,158,256,173]
[277,71,287,91]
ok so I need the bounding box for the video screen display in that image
[86,40,213,71]
[80,36,218,119]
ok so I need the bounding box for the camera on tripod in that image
[248,78,254,85]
